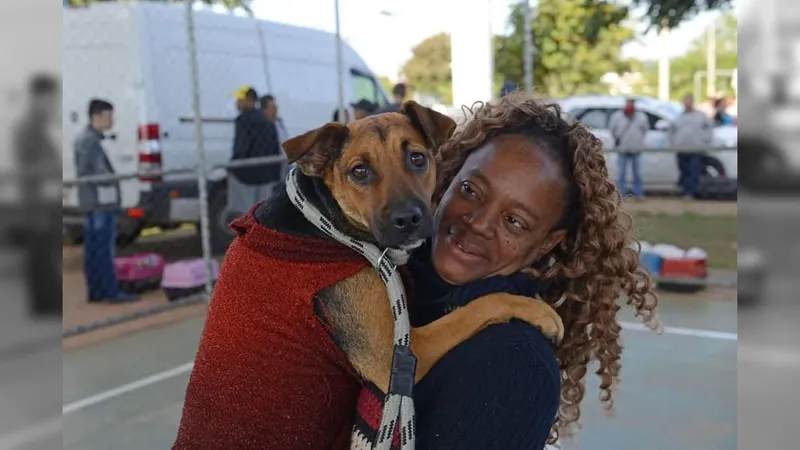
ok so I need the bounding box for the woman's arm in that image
[413,321,561,450]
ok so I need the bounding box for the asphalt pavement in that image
[60,289,738,450]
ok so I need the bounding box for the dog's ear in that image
[282,122,348,177]
[401,100,457,154]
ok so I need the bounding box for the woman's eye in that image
[504,215,523,228]
[460,181,477,196]
[409,152,427,167]
[350,164,369,180]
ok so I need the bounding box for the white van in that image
[62,2,389,250]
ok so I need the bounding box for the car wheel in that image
[206,184,235,255]
[702,156,727,178]
[116,228,142,247]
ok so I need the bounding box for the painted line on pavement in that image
[62,362,194,414]
[620,321,738,340]
[61,321,735,415]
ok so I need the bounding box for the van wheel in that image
[63,225,84,246]
[206,186,235,255]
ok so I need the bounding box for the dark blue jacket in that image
[408,242,561,449]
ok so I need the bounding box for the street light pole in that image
[334,0,346,123]
[522,0,534,93]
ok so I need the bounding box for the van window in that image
[350,69,387,107]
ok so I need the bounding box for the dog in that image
[280,101,564,393]
[173,101,565,450]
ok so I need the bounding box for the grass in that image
[630,211,737,270]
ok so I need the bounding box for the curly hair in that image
[434,93,662,443]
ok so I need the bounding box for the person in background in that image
[350,99,377,120]
[228,85,281,218]
[332,108,350,124]
[376,83,407,114]
[608,97,649,200]
[74,99,137,303]
[669,93,714,199]
[260,94,289,144]
[14,74,63,316]
[499,80,518,98]
[713,97,734,126]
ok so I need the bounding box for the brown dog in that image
[281,101,564,392]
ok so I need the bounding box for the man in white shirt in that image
[608,97,649,199]
[669,93,714,199]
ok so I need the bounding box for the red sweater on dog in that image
[173,208,369,450]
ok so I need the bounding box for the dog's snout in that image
[390,204,423,231]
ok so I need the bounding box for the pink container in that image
[113,253,165,293]
[161,259,220,301]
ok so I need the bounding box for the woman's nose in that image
[463,207,495,239]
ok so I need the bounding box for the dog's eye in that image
[350,164,369,181]
[409,152,427,167]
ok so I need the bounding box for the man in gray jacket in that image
[74,99,136,303]
[608,97,649,199]
[669,93,714,199]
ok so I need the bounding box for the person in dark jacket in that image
[227,85,282,217]
[351,99,377,120]
[375,83,407,114]
[73,99,137,303]
[14,74,64,315]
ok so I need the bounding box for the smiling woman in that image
[415,93,663,444]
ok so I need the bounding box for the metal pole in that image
[658,19,671,101]
[706,21,716,99]
[185,0,214,296]
[522,0,533,94]
[243,2,273,94]
[334,0,346,123]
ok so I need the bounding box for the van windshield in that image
[350,69,388,107]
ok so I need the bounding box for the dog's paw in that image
[477,293,564,345]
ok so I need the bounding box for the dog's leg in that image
[315,267,396,392]
[319,272,562,392]
[411,293,563,382]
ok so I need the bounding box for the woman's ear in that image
[539,229,567,260]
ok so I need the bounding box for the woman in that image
[174,95,660,449]
[352,94,662,448]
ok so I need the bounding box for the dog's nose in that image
[390,205,423,231]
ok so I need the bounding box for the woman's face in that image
[432,134,568,285]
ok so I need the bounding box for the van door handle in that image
[119,155,134,163]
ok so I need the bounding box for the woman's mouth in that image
[446,233,486,262]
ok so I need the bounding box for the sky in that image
[237,0,741,80]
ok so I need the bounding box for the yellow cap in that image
[231,84,254,100]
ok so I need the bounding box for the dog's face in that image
[283,101,457,247]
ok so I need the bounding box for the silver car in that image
[557,95,738,194]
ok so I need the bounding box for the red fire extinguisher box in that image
[660,258,707,279]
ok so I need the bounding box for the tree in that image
[621,0,733,29]
[66,0,249,10]
[401,33,452,104]
[495,0,634,97]
[639,12,738,100]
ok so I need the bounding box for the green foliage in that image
[66,0,249,10]
[624,0,733,30]
[494,0,635,97]
[401,33,453,104]
[639,12,737,100]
